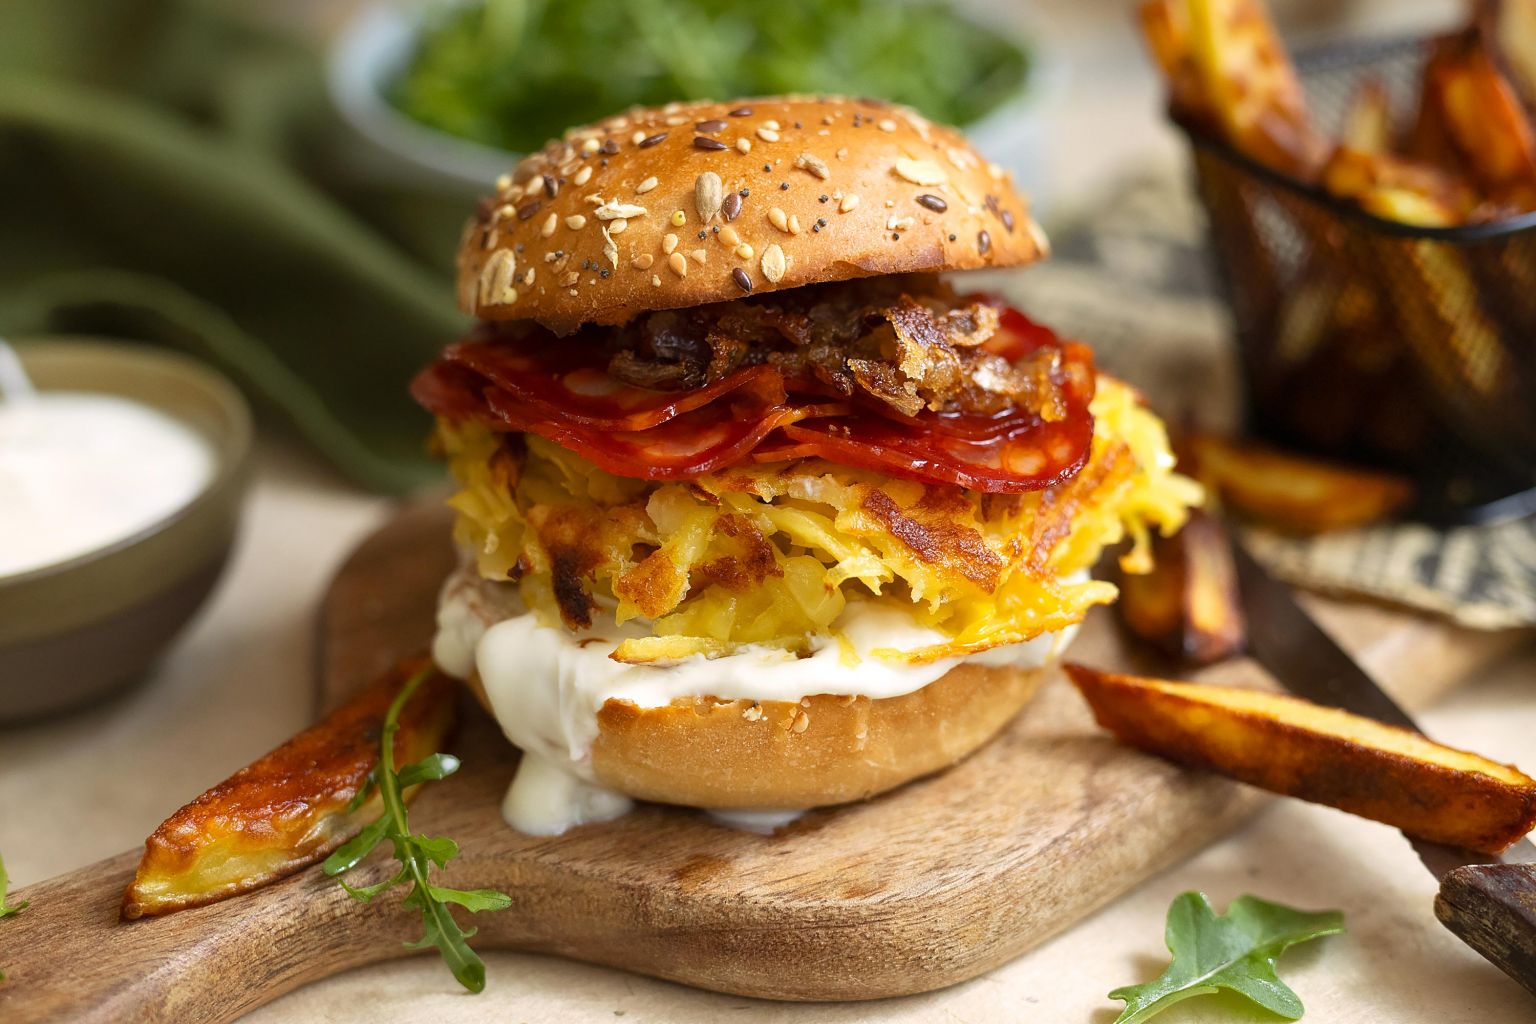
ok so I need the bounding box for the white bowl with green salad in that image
[329,0,1045,197]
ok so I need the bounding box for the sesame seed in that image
[495,173,512,191]
[670,209,687,226]
[516,201,542,220]
[630,130,646,146]
[838,194,860,213]
[609,218,628,234]
[694,136,729,151]
[978,230,992,255]
[768,207,789,232]
[639,132,668,148]
[540,212,558,237]
[894,158,947,186]
[565,214,587,230]
[916,194,948,212]
[718,226,740,247]
[736,138,752,153]
[877,118,898,133]
[573,166,593,186]
[695,171,723,224]
[732,267,753,292]
[736,243,754,259]
[764,120,780,131]
[729,106,753,117]
[794,153,830,179]
[662,232,679,254]
[721,191,742,221]
[761,243,786,283]
[756,127,780,143]
[582,138,601,154]
[665,114,687,126]
[690,248,707,265]
[668,251,688,277]
[632,253,654,270]
[636,176,659,194]
[788,213,802,234]
[695,118,727,133]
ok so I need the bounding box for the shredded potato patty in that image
[439,376,1199,663]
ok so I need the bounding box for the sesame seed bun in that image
[458,96,1048,333]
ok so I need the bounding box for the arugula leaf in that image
[0,851,24,919]
[0,849,25,983]
[1109,892,1344,1024]
[324,664,510,993]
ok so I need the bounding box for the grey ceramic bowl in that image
[0,338,252,722]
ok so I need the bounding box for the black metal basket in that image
[1180,36,1536,523]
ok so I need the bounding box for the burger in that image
[412,96,1199,835]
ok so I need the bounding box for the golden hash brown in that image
[122,661,456,919]
[438,375,1199,662]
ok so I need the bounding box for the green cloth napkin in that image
[0,0,473,492]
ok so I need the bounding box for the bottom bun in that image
[468,660,1050,811]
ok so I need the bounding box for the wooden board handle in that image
[1435,862,1536,999]
[0,852,423,1024]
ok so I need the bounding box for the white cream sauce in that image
[434,567,1080,836]
[0,391,215,577]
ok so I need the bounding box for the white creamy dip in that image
[433,567,1079,836]
[0,392,215,577]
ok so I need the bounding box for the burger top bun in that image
[457,95,1048,333]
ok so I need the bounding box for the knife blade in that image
[1230,540,1536,878]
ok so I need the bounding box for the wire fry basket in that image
[1179,37,1536,522]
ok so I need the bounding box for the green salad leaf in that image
[392,0,1030,152]
[322,665,511,993]
[1109,892,1344,1024]
[0,848,26,982]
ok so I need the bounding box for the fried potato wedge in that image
[1188,432,1412,533]
[1150,0,1326,177]
[1118,507,1245,665]
[1320,145,1479,227]
[1491,0,1536,111]
[1422,29,1536,211]
[1065,664,1536,854]
[122,659,456,919]
[1341,77,1393,154]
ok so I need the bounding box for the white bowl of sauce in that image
[0,338,252,721]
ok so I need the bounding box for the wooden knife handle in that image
[1435,862,1536,999]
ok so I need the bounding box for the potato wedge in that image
[1341,77,1393,154]
[122,659,456,919]
[1065,664,1536,854]
[1491,0,1536,112]
[1183,0,1326,177]
[1422,29,1536,211]
[1321,145,1480,226]
[1188,432,1412,533]
[1118,507,1245,665]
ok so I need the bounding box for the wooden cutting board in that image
[0,502,1523,1024]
